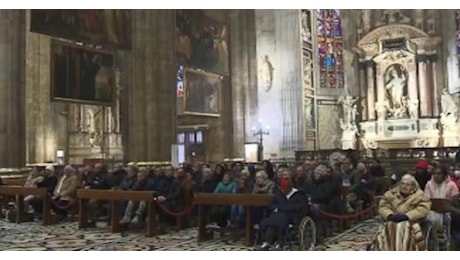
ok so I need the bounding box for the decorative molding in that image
[358,24,429,46]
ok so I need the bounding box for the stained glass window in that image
[176,65,184,97]
[317,9,344,88]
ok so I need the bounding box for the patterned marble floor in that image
[0,218,380,251]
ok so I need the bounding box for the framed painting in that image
[183,69,222,117]
[51,40,114,105]
[175,10,229,75]
[30,10,131,49]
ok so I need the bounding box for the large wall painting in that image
[184,69,222,117]
[31,10,131,49]
[51,40,114,105]
[175,10,228,75]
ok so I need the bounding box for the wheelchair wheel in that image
[299,216,316,250]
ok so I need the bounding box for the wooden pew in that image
[77,189,157,237]
[194,193,271,247]
[0,186,51,225]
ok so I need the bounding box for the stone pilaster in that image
[128,10,176,162]
[0,10,26,167]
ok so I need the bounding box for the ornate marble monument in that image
[67,68,123,164]
[356,22,443,149]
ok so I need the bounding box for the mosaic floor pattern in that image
[0,217,380,251]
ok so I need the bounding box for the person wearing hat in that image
[414,159,431,191]
[310,164,342,215]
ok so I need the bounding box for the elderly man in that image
[372,174,431,251]
[52,165,80,221]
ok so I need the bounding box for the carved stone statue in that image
[338,95,358,127]
[426,10,436,34]
[260,55,274,92]
[408,98,419,119]
[375,101,388,121]
[380,10,410,25]
[301,10,312,42]
[413,9,424,30]
[440,88,458,118]
[385,64,407,110]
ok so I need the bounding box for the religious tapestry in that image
[184,69,222,116]
[175,10,229,75]
[31,10,131,49]
[51,40,114,104]
[317,9,344,88]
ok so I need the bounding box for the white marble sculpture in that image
[338,95,359,149]
[375,101,388,121]
[385,65,407,110]
[440,88,458,118]
[260,55,274,92]
[338,95,358,127]
[408,98,419,119]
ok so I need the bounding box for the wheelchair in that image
[426,213,451,251]
[426,198,455,251]
[254,195,317,251]
[367,218,433,251]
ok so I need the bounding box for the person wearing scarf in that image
[256,176,305,251]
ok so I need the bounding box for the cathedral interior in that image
[1,9,460,251]
[0,9,459,167]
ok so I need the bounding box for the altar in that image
[348,22,456,150]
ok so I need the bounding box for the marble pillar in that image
[359,65,368,120]
[431,57,440,116]
[366,62,375,120]
[417,58,430,117]
[128,10,176,162]
[0,10,26,167]
[230,10,257,159]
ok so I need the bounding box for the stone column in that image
[366,61,376,120]
[417,56,430,117]
[128,10,176,162]
[229,10,259,159]
[0,10,26,167]
[407,59,418,103]
[359,64,368,120]
[431,55,440,116]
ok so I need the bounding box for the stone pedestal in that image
[0,10,26,167]
[127,10,176,162]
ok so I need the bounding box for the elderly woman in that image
[252,170,274,194]
[373,174,431,251]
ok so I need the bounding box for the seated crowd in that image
[8,155,460,251]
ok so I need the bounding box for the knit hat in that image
[415,159,429,170]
